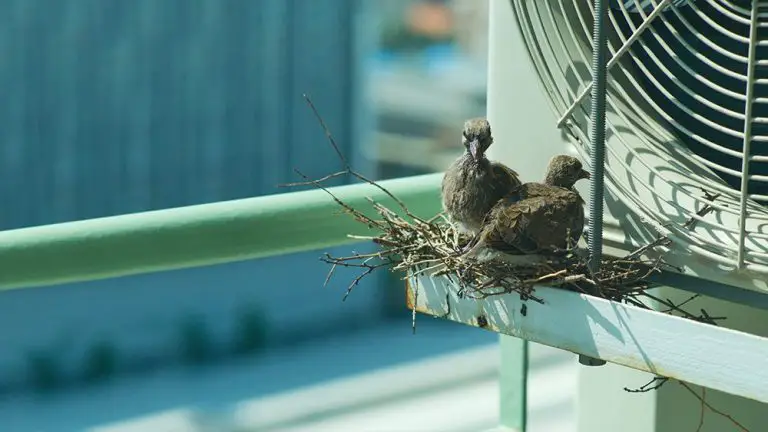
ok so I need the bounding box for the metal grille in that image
[513,0,768,274]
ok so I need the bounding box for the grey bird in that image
[441,118,522,234]
[463,155,591,258]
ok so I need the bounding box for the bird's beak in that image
[469,139,480,161]
[580,169,591,180]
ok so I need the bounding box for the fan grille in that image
[513,0,768,275]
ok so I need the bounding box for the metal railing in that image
[0,171,532,431]
[0,172,533,432]
[0,174,442,290]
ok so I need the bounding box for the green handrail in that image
[0,174,442,290]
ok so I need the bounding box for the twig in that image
[344,266,376,302]
[696,387,706,432]
[625,191,718,261]
[679,381,750,432]
[638,291,723,325]
[624,376,669,393]
[323,262,337,287]
[412,277,418,335]
[299,94,429,225]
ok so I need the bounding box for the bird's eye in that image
[462,131,470,140]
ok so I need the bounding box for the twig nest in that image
[322,197,671,305]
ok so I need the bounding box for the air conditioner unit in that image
[491,0,768,296]
[475,1,768,430]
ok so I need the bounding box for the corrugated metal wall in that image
[0,0,384,392]
[0,0,370,230]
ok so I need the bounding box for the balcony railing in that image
[0,172,532,430]
[0,174,442,290]
[4,170,768,432]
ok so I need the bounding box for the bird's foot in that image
[457,233,480,256]
[459,241,493,264]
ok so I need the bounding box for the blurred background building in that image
[0,1,574,430]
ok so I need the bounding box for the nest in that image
[287,95,746,432]
[286,95,722,324]
[309,177,724,328]
[322,201,669,305]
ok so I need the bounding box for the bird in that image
[462,155,591,260]
[441,118,522,235]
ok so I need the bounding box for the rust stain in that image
[405,278,414,310]
[404,276,438,314]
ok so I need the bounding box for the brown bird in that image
[463,155,591,259]
[441,118,522,234]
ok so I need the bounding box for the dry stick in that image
[615,192,721,324]
[290,168,381,229]
[300,95,454,283]
[678,381,750,432]
[412,276,419,334]
[696,386,706,432]
[625,195,718,261]
[300,94,428,225]
[283,164,398,299]
[624,376,669,393]
[289,97,456,301]
[344,266,376,301]
[660,293,700,313]
[638,291,726,325]
[281,170,348,188]
[323,262,338,287]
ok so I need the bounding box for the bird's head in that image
[462,118,493,162]
[544,155,591,188]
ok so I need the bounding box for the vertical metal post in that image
[736,1,759,270]
[581,0,609,367]
[499,336,528,431]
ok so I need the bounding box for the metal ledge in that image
[0,174,442,290]
[407,272,768,404]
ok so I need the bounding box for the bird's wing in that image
[441,159,461,207]
[490,162,519,180]
[441,163,452,194]
[482,197,551,254]
[480,182,525,226]
[490,162,522,193]
[483,189,583,254]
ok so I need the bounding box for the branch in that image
[624,376,669,393]
[679,381,750,432]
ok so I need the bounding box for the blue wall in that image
[0,0,383,392]
[0,0,371,229]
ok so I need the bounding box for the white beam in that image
[407,273,768,404]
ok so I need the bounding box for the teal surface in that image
[0,0,367,229]
[0,174,442,290]
[500,336,528,431]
